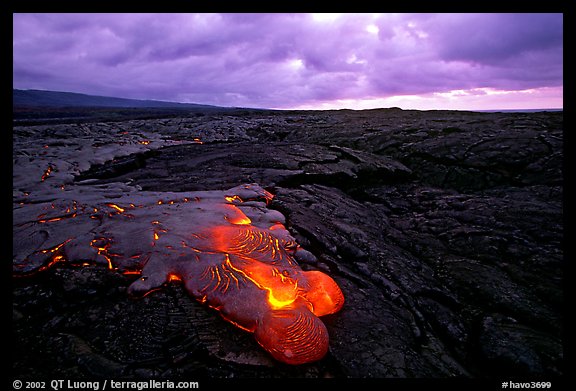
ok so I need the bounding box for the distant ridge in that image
[13,89,225,110]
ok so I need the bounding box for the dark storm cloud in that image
[13,13,563,109]
[428,13,563,65]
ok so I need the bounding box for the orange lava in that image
[13,183,344,365]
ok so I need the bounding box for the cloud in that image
[427,14,563,65]
[13,13,563,109]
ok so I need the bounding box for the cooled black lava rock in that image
[13,109,563,379]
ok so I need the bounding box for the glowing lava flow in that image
[13,183,344,365]
[127,187,344,365]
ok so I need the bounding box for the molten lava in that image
[13,183,344,365]
[40,165,53,181]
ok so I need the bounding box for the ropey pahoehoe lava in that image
[13,183,344,365]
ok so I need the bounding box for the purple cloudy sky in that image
[13,13,563,110]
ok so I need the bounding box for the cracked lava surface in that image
[13,129,344,365]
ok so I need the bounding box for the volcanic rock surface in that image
[12,109,563,378]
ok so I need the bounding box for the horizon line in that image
[13,87,563,114]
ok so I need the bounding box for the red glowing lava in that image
[13,184,344,365]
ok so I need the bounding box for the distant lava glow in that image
[13,183,344,365]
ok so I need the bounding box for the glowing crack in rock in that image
[13,183,344,365]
